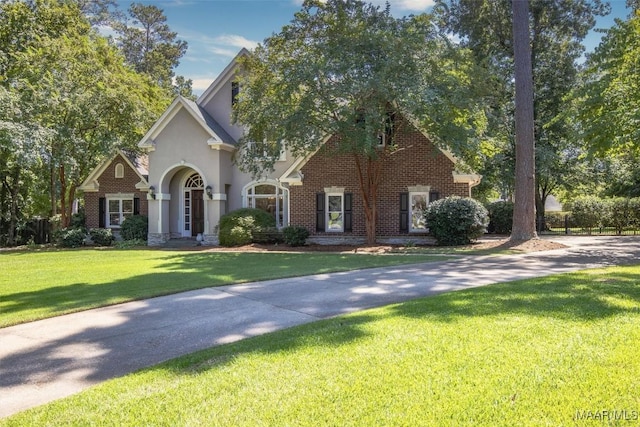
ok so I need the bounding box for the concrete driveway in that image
[1,235,639,418]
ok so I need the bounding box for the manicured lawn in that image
[3,265,639,426]
[0,248,445,327]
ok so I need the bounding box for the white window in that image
[107,198,133,227]
[326,193,344,232]
[410,192,428,232]
[114,163,124,178]
[245,182,289,228]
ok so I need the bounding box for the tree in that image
[233,0,485,245]
[114,2,192,96]
[571,11,640,159]
[435,0,608,233]
[0,0,167,231]
[510,0,537,240]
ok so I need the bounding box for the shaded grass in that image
[0,249,444,327]
[3,265,640,426]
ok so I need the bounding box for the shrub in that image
[486,201,513,234]
[424,196,489,246]
[219,208,276,247]
[69,210,86,229]
[252,227,284,244]
[89,228,115,246]
[603,198,634,234]
[282,226,309,247]
[121,215,148,241]
[567,196,605,231]
[57,228,87,248]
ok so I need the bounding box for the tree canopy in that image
[233,0,486,244]
[0,0,168,239]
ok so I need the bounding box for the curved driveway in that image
[2,235,640,418]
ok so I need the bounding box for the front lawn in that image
[3,265,639,426]
[0,248,444,327]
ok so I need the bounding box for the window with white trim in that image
[107,197,133,227]
[326,193,344,232]
[245,182,289,228]
[409,192,428,232]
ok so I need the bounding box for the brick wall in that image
[290,116,471,238]
[84,154,148,229]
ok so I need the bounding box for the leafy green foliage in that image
[120,215,148,241]
[566,196,605,230]
[570,12,640,158]
[89,228,114,246]
[218,208,276,247]
[233,0,486,245]
[282,226,310,247]
[425,197,489,245]
[251,227,284,244]
[57,228,87,248]
[436,0,608,226]
[486,201,514,234]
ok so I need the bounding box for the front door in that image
[191,189,204,236]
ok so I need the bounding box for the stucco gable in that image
[197,48,250,107]
[79,150,150,193]
[138,96,236,152]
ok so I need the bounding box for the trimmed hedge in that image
[219,208,276,247]
[486,201,514,234]
[57,228,86,248]
[282,226,309,247]
[425,197,489,246]
[121,215,148,241]
[89,228,114,246]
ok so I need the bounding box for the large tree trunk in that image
[510,0,538,241]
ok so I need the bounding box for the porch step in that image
[163,238,200,248]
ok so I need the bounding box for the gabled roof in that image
[79,150,150,193]
[197,48,250,106]
[138,96,236,151]
[278,113,482,188]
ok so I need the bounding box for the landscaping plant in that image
[425,196,489,245]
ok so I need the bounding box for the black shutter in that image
[399,192,408,233]
[316,193,325,232]
[429,191,440,203]
[344,193,353,232]
[99,197,106,228]
[133,197,140,215]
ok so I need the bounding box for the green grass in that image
[3,265,639,426]
[0,248,445,327]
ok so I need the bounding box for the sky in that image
[119,0,631,95]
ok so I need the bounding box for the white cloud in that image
[191,77,216,92]
[214,35,259,50]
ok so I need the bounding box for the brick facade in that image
[84,153,148,229]
[289,116,471,240]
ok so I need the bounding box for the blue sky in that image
[120,0,631,95]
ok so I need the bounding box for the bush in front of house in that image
[89,228,115,246]
[425,196,489,246]
[57,228,87,248]
[282,226,309,247]
[121,215,148,241]
[486,201,514,234]
[219,208,276,247]
[252,227,285,244]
